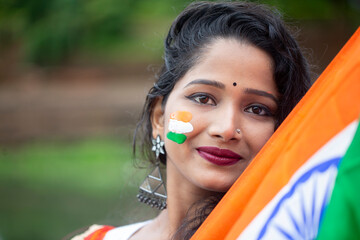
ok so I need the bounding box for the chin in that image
[199,179,235,193]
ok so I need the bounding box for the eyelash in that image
[186,93,274,116]
[186,93,216,106]
[244,105,273,116]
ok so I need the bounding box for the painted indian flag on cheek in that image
[167,111,193,144]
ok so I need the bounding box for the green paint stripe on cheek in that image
[167,132,187,144]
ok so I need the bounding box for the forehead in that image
[175,38,276,93]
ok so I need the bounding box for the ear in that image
[151,97,165,140]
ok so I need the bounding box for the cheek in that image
[246,121,275,154]
[184,113,208,138]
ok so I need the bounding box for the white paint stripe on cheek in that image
[168,119,193,134]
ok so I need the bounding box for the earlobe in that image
[151,97,165,139]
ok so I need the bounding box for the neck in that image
[164,161,215,237]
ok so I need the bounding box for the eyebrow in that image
[244,88,279,103]
[184,79,225,89]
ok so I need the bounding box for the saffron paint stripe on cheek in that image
[167,132,187,144]
[170,111,192,122]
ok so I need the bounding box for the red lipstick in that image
[196,146,242,166]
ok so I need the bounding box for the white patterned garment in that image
[103,220,152,240]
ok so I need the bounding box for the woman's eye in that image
[195,95,210,104]
[186,94,216,106]
[245,105,272,116]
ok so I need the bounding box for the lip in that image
[196,146,242,166]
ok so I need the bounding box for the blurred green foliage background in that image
[0,139,158,240]
[1,0,359,66]
[0,0,359,239]
[0,0,188,66]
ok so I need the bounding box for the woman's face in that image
[152,38,278,193]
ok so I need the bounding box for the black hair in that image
[134,1,310,165]
[133,1,311,239]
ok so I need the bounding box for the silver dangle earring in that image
[137,135,167,210]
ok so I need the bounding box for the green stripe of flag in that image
[317,120,360,239]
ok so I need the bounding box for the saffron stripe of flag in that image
[317,121,360,239]
[191,27,360,240]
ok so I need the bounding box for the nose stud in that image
[236,129,241,134]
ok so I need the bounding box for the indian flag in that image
[191,28,360,240]
[167,111,193,144]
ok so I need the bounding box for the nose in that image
[208,106,241,142]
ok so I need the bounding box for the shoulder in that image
[70,220,152,240]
